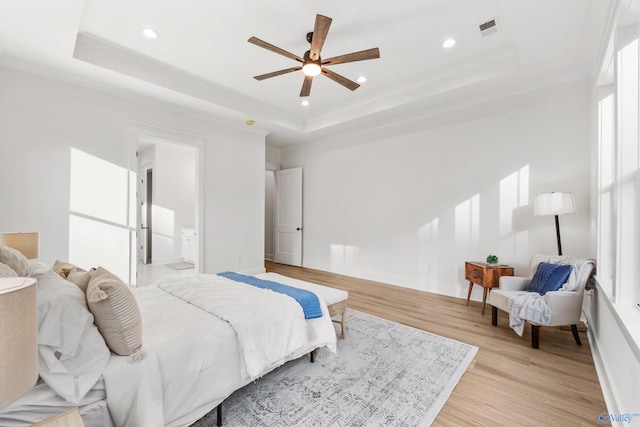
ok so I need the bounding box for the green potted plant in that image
[486,254,499,265]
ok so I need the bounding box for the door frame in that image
[128,122,205,284]
[138,166,153,264]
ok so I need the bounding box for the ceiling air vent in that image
[479,19,497,37]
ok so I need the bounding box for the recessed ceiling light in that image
[301,100,310,106]
[442,38,456,48]
[142,28,159,39]
[357,76,367,83]
[245,119,255,126]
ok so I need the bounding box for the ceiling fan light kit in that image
[302,50,322,77]
[248,14,380,97]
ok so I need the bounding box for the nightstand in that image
[465,262,514,315]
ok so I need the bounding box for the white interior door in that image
[274,167,302,266]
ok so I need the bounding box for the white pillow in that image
[0,262,18,278]
[0,244,28,276]
[36,270,110,404]
[27,260,50,277]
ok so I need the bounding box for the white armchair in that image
[488,254,594,348]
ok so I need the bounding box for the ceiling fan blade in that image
[300,75,313,97]
[248,36,304,63]
[322,47,380,66]
[309,14,332,61]
[321,69,360,91]
[254,66,302,81]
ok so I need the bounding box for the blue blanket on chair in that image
[218,272,323,319]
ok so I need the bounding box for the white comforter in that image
[103,274,337,427]
[157,275,309,379]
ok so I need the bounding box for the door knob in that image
[296,227,301,231]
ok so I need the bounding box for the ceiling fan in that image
[248,14,380,97]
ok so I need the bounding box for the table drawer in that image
[465,264,484,283]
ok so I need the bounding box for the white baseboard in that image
[301,260,465,300]
[585,318,618,415]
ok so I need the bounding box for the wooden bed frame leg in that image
[216,403,222,426]
[491,306,497,326]
[310,348,319,363]
[340,312,345,339]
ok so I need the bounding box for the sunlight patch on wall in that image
[455,194,480,244]
[69,148,133,283]
[151,205,175,238]
[331,244,360,272]
[498,165,529,258]
[69,214,129,280]
[70,148,128,225]
[151,205,176,262]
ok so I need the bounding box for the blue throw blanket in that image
[218,272,323,319]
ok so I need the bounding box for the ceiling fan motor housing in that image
[303,50,321,65]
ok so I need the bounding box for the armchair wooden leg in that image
[531,325,540,349]
[571,324,582,346]
[491,306,497,326]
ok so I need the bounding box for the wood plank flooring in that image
[265,261,606,426]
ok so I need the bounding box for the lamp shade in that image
[0,278,37,408]
[533,192,576,216]
[0,232,39,259]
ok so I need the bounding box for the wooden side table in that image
[465,262,514,315]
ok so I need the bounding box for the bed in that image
[0,243,346,427]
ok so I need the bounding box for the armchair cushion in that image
[498,276,530,292]
[525,262,573,295]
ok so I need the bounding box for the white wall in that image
[281,80,592,300]
[0,66,266,278]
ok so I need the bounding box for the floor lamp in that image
[533,192,576,256]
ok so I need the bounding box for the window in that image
[596,17,640,306]
[597,89,615,297]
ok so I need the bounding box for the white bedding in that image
[157,274,309,379]
[104,274,337,427]
[0,378,112,427]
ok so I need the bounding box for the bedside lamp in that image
[533,192,576,256]
[0,278,38,408]
[0,231,39,259]
[0,231,39,409]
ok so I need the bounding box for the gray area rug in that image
[165,261,194,270]
[192,309,478,426]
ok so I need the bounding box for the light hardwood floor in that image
[265,261,606,426]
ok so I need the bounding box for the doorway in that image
[128,123,204,286]
[265,167,303,267]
